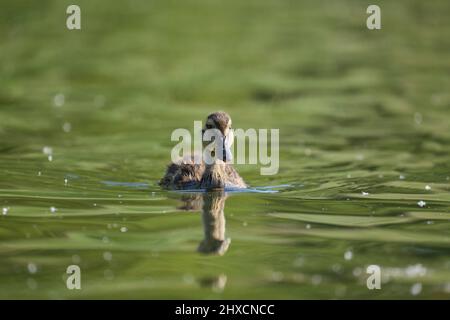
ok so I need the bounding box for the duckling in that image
[159,111,247,190]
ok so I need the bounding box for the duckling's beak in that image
[222,135,233,162]
[222,136,227,162]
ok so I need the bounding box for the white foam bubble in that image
[417,200,426,208]
[344,250,353,261]
[410,283,422,296]
[27,263,37,274]
[53,93,65,107]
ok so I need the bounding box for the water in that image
[1,0,450,299]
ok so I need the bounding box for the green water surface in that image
[0,0,450,299]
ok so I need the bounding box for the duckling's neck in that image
[200,161,227,189]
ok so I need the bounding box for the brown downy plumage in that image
[159,112,247,190]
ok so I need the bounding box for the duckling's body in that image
[159,156,246,190]
[159,155,204,190]
[159,112,247,190]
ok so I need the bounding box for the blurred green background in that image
[0,0,449,299]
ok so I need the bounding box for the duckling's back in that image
[159,156,205,190]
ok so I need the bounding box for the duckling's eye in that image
[206,124,213,129]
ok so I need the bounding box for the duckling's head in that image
[202,111,234,162]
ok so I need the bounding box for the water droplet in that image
[42,146,53,155]
[27,263,37,274]
[62,122,72,133]
[2,207,9,215]
[53,93,65,107]
[414,112,423,125]
[344,250,353,261]
[425,185,431,191]
[120,226,128,233]
[410,283,422,296]
[50,206,57,213]
[64,178,68,186]
[103,251,113,261]
[352,267,362,277]
[405,264,427,277]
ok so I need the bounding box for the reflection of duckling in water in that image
[199,274,227,292]
[197,191,230,255]
[159,112,246,190]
